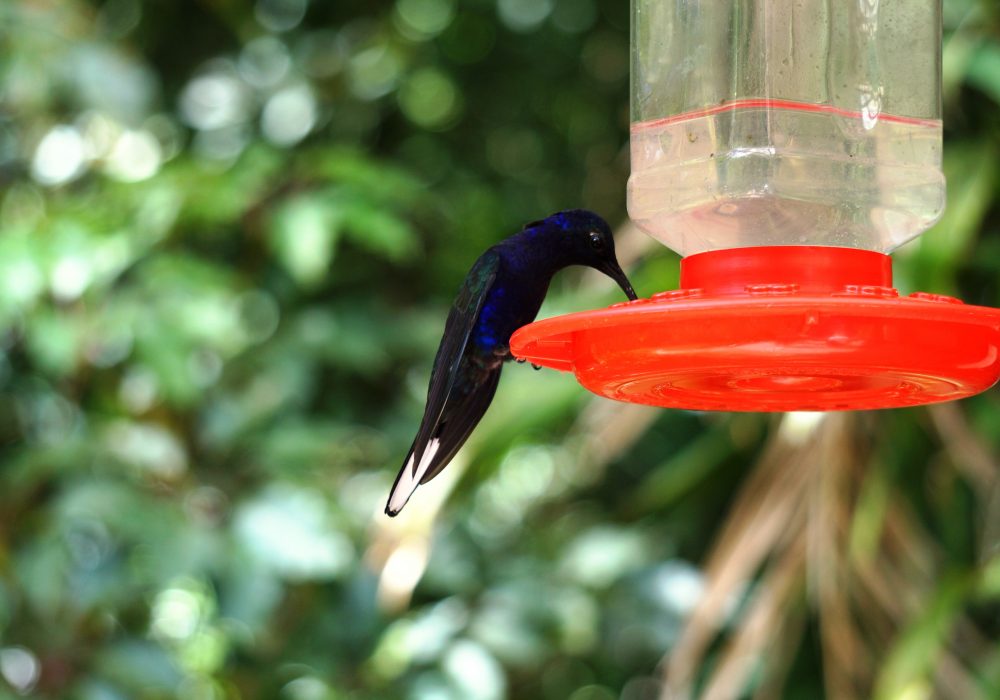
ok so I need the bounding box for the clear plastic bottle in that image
[627,0,945,256]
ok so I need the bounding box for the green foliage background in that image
[1,1,1000,699]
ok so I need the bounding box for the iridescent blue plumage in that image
[386,209,637,516]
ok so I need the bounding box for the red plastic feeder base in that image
[511,246,1000,412]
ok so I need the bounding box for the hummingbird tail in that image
[385,368,501,517]
[385,438,441,516]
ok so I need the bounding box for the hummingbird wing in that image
[386,367,501,515]
[416,368,501,485]
[385,250,500,515]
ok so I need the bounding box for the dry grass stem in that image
[660,409,995,700]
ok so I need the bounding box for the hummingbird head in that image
[532,209,638,301]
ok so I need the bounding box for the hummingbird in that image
[385,209,638,516]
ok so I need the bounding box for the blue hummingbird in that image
[386,209,638,516]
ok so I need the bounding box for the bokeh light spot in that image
[193,124,250,162]
[255,0,308,32]
[238,290,280,344]
[560,527,648,588]
[151,581,209,641]
[71,45,157,124]
[271,196,336,286]
[1,256,44,306]
[178,628,228,674]
[120,366,160,413]
[651,561,705,615]
[143,114,184,161]
[348,45,402,101]
[96,0,142,38]
[394,0,456,39]
[235,484,354,581]
[239,36,292,88]
[261,85,317,146]
[104,129,163,181]
[0,647,40,693]
[497,0,553,33]
[283,676,334,700]
[106,420,188,480]
[443,640,506,700]
[51,255,92,301]
[79,111,122,160]
[180,68,251,131]
[31,126,87,186]
[896,681,933,700]
[398,69,460,129]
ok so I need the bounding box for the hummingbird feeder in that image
[511,0,1000,411]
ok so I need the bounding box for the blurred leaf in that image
[270,194,340,287]
[308,149,427,208]
[966,40,1000,106]
[905,141,996,292]
[92,642,182,693]
[624,423,737,515]
[848,459,892,564]
[24,309,83,377]
[873,573,972,700]
[339,199,419,263]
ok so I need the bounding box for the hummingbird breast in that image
[472,278,548,364]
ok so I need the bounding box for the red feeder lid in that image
[511,246,1000,412]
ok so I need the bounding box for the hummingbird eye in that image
[589,231,605,251]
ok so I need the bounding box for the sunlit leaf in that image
[270,194,340,286]
[340,200,420,263]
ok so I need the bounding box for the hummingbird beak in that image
[600,260,639,301]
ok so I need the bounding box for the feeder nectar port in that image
[511,247,1000,412]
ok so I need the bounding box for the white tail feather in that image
[387,438,441,515]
